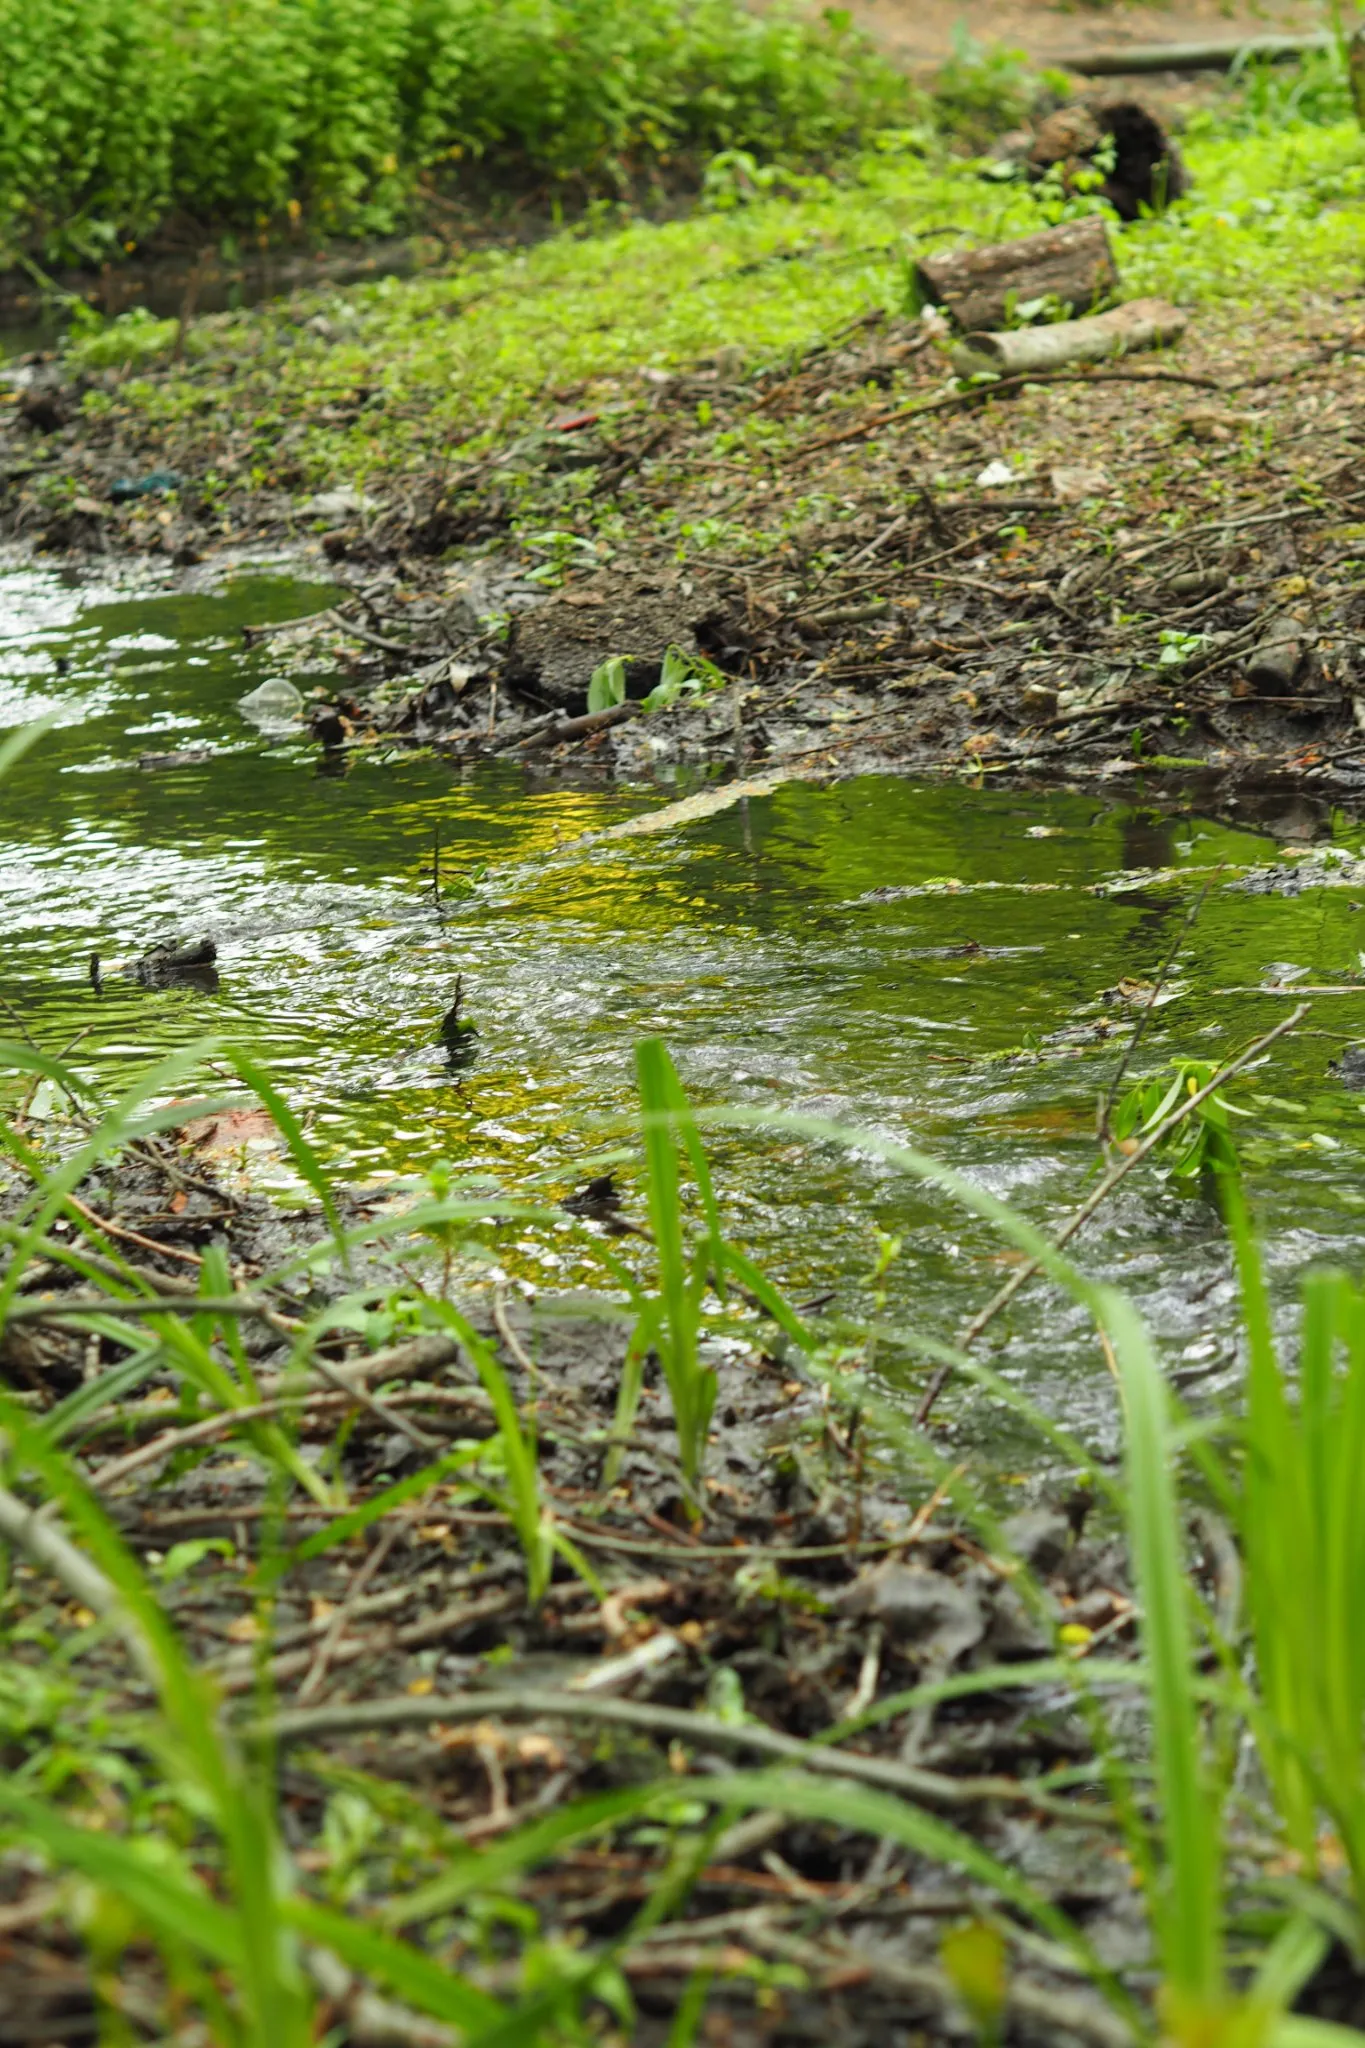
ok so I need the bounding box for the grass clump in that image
[0,0,907,266]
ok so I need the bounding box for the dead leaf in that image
[182,1108,281,1155]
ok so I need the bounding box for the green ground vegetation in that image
[62,93,1365,559]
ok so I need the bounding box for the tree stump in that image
[914,218,1118,334]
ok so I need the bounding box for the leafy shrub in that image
[0,0,907,264]
[930,28,1045,151]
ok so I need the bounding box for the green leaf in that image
[587,655,628,712]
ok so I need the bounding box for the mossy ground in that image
[51,114,1365,537]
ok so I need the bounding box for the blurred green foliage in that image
[0,0,907,264]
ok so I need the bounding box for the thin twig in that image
[915,1002,1310,1423]
[244,1688,1113,1825]
[491,1286,541,1379]
[296,1515,410,1702]
[88,1383,488,1494]
[64,1194,203,1267]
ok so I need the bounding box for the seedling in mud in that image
[587,644,726,716]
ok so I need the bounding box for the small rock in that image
[1178,408,1236,444]
[834,1562,986,1664]
[1000,1509,1070,1575]
[1246,618,1305,693]
[1020,681,1058,718]
[1166,568,1227,599]
[981,1582,1054,1659]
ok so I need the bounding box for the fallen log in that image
[949,297,1189,378]
[1048,31,1332,76]
[914,217,1117,334]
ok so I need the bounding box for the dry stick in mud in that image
[243,1689,1114,1825]
[914,1001,1311,1424]
[1054,31,1333,77]
[950,299,1188,380]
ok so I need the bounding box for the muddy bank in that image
[5,285,1365,795]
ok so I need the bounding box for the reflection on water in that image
[5,553,1365,1444]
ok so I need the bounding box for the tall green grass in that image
[0,0,906,265]
[1221,1174,1365,1930]
[4,898,1365,2036]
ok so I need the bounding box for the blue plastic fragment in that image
[109,468,183,503]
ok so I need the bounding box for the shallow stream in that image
[5,556,1365,1448]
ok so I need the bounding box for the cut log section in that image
[914,218,1117,335]
[949,297,1189,378]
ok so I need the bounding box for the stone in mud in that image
[833,1561,986,1663]
[1331,1046,1365,1091]
[1000,1508,1071,1575]
[503,567,728,712]
[1246,617,1306,694]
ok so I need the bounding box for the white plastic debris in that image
[237,677,304,728]
[298,487,378,520]
[976,459,1015,488]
